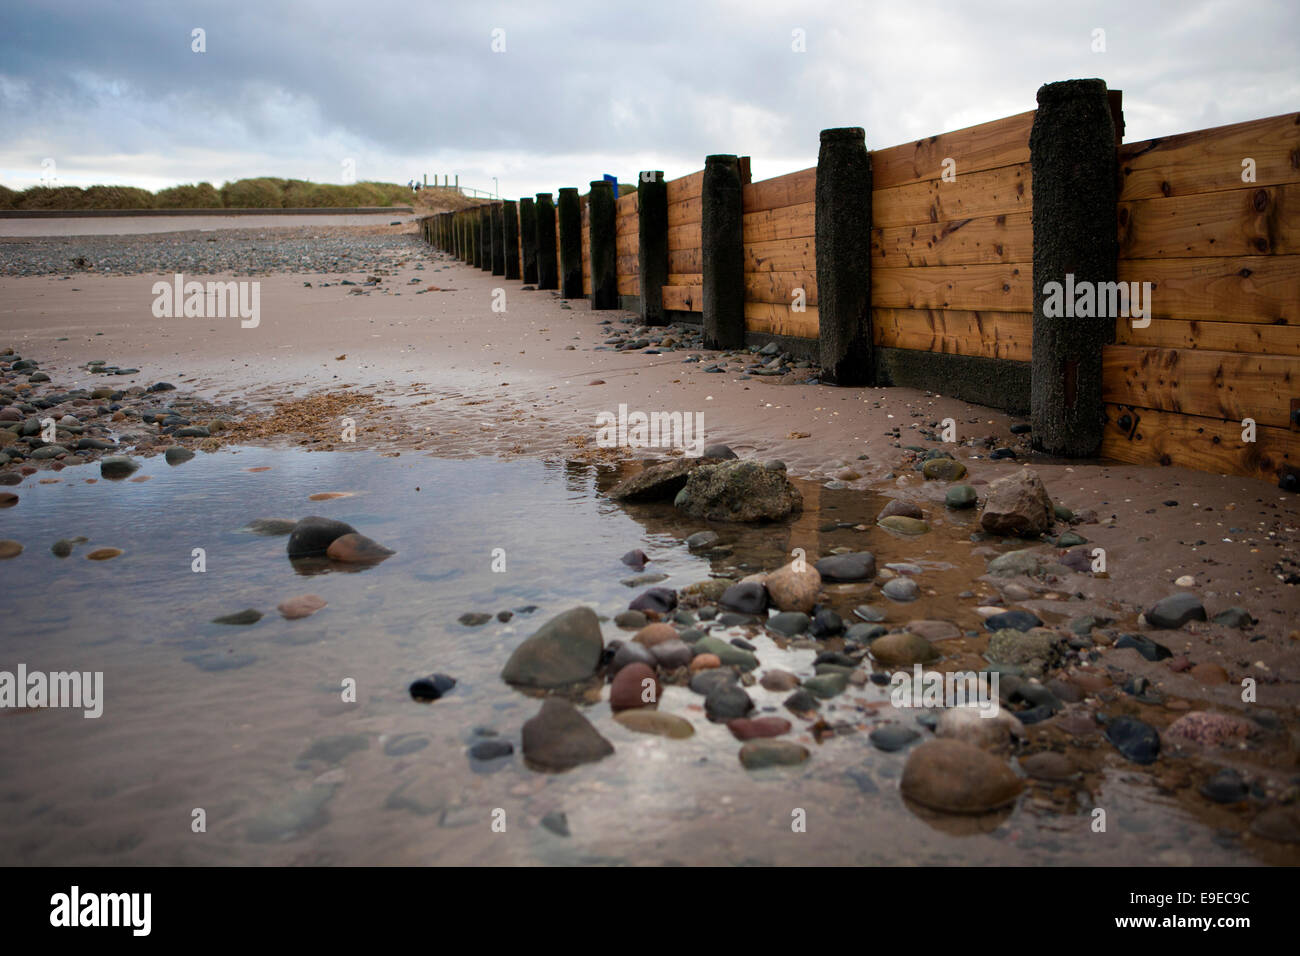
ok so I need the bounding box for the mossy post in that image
[1030,78,1119,457]
[557,187,583,298]
[459,211,468,261]
[472,207,484,268]
[503,200,520,280]
[637,171,668,325]
[479,205,492,270]
[535,193,558,290]
[490,203,506,276]
[816,127,873,385]
[588,181,617,309]
[519,198,538,284]
[701,154,745,349]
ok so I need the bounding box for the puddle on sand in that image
[0,447,1280,865]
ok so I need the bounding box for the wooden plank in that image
[1101,345,1299,429]
[616,213,638,237]
[615,232,638,257]
[667,197,702,227]
[744,270,818,306]
[1118,255,1300,324]
[666,272,702,286]
[1100,403,1297,484]
[872,110,1035,190]
[872,264,1032,312]
[745,237,816,273]
[1119,183,1296,259]
[668,248,701,274]
[617,275,639,296]
[1118,113,1300,201]
[744,301,819,339]
[743,202,815,242]
[666,170,705,204]
[872,307,1032,362]
[616,253,638,277]
[667,222,701,249]
[616,192,639,215]
[1116,317,1300,355]
[872,211,1032,267]
[662,284,702,312]
[742,168,816,214]
[873,163,1030,228]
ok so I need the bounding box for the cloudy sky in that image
[1,0,1296,201]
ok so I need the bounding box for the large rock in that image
[675,459,802,522]
[935,706,1025,753]
[500,607,604,688]
[286,516,358,558]
[979,470,1053,538]
[609,458,704,501]
[720,581,767,615]
[900,740,1024,813]
[521,698,614,771]
[764,561,821,613]
[814,552,876,582]
[1146,593,1207,629]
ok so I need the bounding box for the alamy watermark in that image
[595,403,705,456]
[1042,273,1151,329]
[151,273,260,328]
[890,664,1000,717]
[0,664,102,718]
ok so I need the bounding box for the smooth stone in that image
[614,710,695,739]
[629,587,677,615]
[987,549,1048,577]
[935,707,1025,752]
[985,609,1042,632]
[1200,768,1248,803]
[610,641,657,673]
[620,548,649,568]
[727,716,791,740]
[614,610,648,629]
[853,605,886,622]
[1212,606,1254,628]
[99,455,139,479]
[783,689,821,716]
[521,698,614,771]
[879,515,930,535]
[286,516,358,558]
[50,539,73,557]
[685,530,720,551]
[1146,593,1207,629]
[760,670,801,691]
[1189,662,1229,685]
[1250,806,1300,844]
[691,635,758,670]
[650,639,692,669]
[0,539,22,559]
[764,561,822,613]
[1115,633,1173,661]
[688,653,721,672]
[845,622,887,643]
[907,620,961,642]
[278,594,327,619]
[632,622,679,648]
[869,725,921,752]
[1105,716,1161,764]
[212,608,262,626]
[870,631,938,666]
[739,739,809,769]
[705,682,754,721]
[500,606,604,688]
[900,740,1024,813]
[802,673,849,699]
[610,663,661,710]
[877,499,923,521]
[468,740,514,761]
[690,668,739,696]
[814,552,876,582]
[922,458,967,481]
[881,578,919,602]
[767,611,810,636]
[945,485,978,509]
[720,580,768,615]
[458,612,493,627]
[1165,711,1253,748]
[1020,751,1076,781]
[326,533,394,564]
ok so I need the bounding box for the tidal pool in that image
[0,447,1271,865]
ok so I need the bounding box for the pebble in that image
[0,539,22,559]
[326,533,394,564]
[1146,593,1207,629]
[632,622,679,648]
[1199,768,1248,804]
[610,662,661,710]
[614,710,694,738]
[985,609,1042,632]
[900,740,1023,813]
[278,594,327,619]
[521,698,614,771]
[1165,711,1253,748]
[727,716,792,740]
[869,725,921,752]
[869,631,938,665]
[738,739,809,769]
[1105,716,1161,764]
[1019,751,1075,781]
[881,578,919,602]
[705,682,754,721]
[814,552,876,582]
[945,485,978,509]
[85,547,123,561]
[760,670,801,691]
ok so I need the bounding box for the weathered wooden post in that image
[490,203,505,275]
[1030,78,1119,456]
[479,205,492,271]
[637,171,668,326]
[557,187,583,298]
[535,194,558,290]
[816,127,873,385]
[519,198,538,284]
[471,207,483,268]
[503,200,520,280]
[588,180,617,309]
[701,155,745,349]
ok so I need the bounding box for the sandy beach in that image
[1,221,1297,866]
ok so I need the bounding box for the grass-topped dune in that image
[0,178,479,212]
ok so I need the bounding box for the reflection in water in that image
[0,447,1274,865]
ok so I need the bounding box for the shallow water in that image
[0,447,1275,865]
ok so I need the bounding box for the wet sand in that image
[1,231,1298,865]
